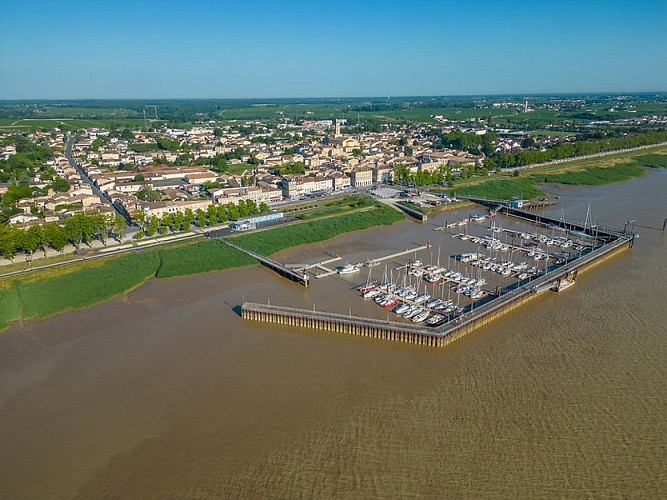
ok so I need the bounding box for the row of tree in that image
[493,131,667,168]
[432,131,497,157]
[0,212,126,262]
[132,199,269,237]
[393,162,493,187]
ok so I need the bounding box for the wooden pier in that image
[221,238,309,286]
[299,243,432,279]
[464,196,637,244]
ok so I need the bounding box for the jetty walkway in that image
[221,238,309,286]
[464,196,637,243]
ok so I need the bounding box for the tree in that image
[184,208,195,229]
[170,211,182,231]
[259,202,269,214]
[216,204,227,223]
[147,215,159,236]
[521,137,535,148]
[16,224,40,259]
[160,212,173,233]
[483,157,497,171]
[50,176,71,193]
[133,173,145,182]
[136,187,161,202]
[113,215,125,241]
[132,210,146,227]
[207,204,218,226]
[120,128,135,141]
[0,226,18,262]
[227,202,239,220]
[64,213,85,247]
[237,199,249,217]
[246,199,259,215]
[195,208,207,227]
[43,222,67,253]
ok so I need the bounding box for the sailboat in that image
[358,268,376,295]
[570,204,595,239]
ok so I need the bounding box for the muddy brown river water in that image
[1,170,666,498]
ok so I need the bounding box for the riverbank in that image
[0,204,404,331]
[448,149,667,199]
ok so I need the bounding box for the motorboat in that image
[337,264,360,275]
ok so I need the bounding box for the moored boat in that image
[337,264,360,275]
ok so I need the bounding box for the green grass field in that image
[220,164,256,175]
[0,118,148,130]
[0,286,22,330]
[296,195,375,220]
[536,163,646,186]
[18,252,160,319]
[633,154,667,168]
[450,178,545,200]
[155,240,256,279]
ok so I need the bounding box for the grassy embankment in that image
[446,151,667,200]
[0,204,404,329]
[0,240,256,329]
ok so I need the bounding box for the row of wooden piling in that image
[242,305,445,347]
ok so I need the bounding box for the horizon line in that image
[2,91,667,102]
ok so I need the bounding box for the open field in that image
[0,118,149,130]
[2,96,666,128]
[17,252,160,320]
[0,287,21,330]
[155,240,256,279]
[633,153,667,168]
[538,163,646,185]
[450,179,546,200]
[295,195,375,220]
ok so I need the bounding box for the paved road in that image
[65,134,127,220]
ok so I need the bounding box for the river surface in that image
[1,170,666,498]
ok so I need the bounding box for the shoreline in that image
[0,205,404,331]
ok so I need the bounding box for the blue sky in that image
[0,0,665,99]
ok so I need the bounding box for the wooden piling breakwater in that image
[241,302,446,347]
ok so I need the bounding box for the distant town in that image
[1,94,666,260]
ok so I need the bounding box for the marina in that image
[242,197,637,347]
